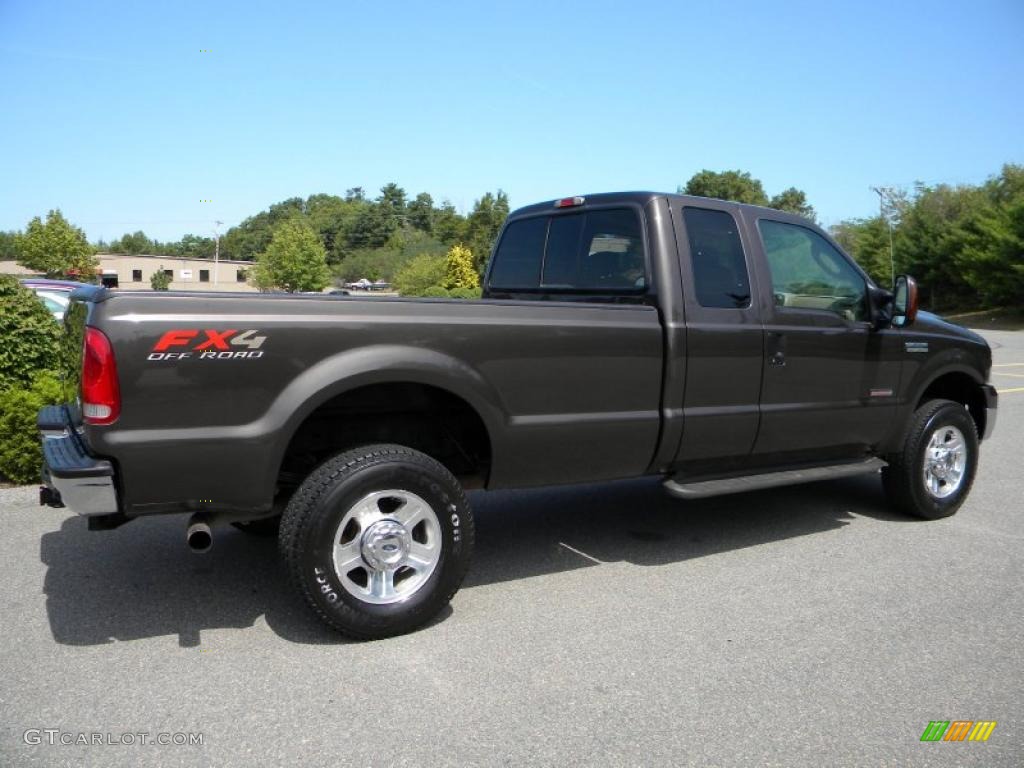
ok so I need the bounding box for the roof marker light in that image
[554,196,585,208]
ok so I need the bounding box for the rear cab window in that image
[487,207,648,300]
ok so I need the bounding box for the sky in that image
[1,0,1022,242]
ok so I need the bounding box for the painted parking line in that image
[998,386,1024,394]
[993,372,1024,378]
[992,363,1024,367]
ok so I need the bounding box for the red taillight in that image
[554,196,585,208]
[81,327,120,425]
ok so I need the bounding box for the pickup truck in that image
[38,192,998,639]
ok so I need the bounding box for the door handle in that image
[768,332,786,366]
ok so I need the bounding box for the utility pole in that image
[213,220,223,287]
[870,187,896,285]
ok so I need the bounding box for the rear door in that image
[744,214,899,461]
[669,200,764,470]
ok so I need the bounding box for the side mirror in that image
[892,275,919,327]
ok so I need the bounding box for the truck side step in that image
[663,457,886,499]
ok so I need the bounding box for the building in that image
[95,253,259,291]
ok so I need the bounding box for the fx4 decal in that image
[148,329,267,361]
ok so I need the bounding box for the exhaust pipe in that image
[186,514,213,553]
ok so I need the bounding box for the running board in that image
[663,457,887,499]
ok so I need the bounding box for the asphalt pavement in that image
[1,329,1022,767]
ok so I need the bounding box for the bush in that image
[421,286,450,298]
[443,244,480,290]
[394,253,446,296]
[0,274,61,391]
[447,286,481,299]
[0,374,62,484]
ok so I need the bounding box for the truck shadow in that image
[39,473,910,646]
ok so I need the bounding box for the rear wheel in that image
[883,399,979,519]
[279,444,474,639]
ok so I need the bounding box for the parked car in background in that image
[19,278,90,322]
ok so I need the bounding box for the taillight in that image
[554,196,585,208]
[81,327,120,425]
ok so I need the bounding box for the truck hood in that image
[913,310,988,347]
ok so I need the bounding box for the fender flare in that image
[259,345,508,499]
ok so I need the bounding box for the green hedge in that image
[0,275,62,484]
[0,375,61,484]
[0,275,61,391]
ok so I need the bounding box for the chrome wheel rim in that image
[922,425,967,499]
[332,490,442,605]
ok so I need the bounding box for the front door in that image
[745,215,900,462]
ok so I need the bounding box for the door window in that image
[758,220,868,321]
[682,208,751,308]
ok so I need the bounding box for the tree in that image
[251,217,330,292]
[443,244,479,290]
[433,201,467,245]
[408,192,434,232]
[110,230,153,254]
[769,187,816,220]
[15,209,97,278]
[150,269,172,290]
[0,231,18,260]
[465,190,510,273]
[682,170,769,206]
[394,253,446,297]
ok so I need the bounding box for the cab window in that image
[758,220,868,321]
[489,208,646,293]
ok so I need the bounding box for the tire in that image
[279,444,474,640]
[231,516,281,536]
[882,399,979,519]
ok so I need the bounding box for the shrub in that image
[0,374,62,484]
[150,269,172,290]
[443,244,479,290]
[394,253,446,296]
[447,286,481,299]
[421,286,450,298]
[0,275,61,391]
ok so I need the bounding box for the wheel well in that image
[278,383,492,495]
[917,372,986,438]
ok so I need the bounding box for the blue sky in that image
[2,0,1022,242]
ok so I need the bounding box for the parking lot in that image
[1,328,1021,767]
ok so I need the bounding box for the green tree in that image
[465,190,510,273]
[682,170,770,206]
[0,231,18,260]
[443,244,479,290]
[831,216,894,286]
[433,201,467,245]
[15,210,97,278]
[770,187,816,220]
[150,269,172,290]
[251,217,330,292]
[408,192,435,232]
[394,253,446,297]
[110,230,153,254]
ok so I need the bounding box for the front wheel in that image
[883,399,979,519]
[279,444,474,639]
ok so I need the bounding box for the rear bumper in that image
[981,384,998,441]
[38,406,119,516]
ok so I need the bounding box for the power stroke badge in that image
[148,329,267,361]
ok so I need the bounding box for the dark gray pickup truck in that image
[38,192,998,638]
